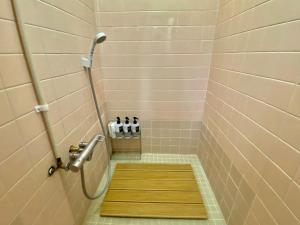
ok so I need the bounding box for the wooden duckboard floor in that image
[100,163,208,219]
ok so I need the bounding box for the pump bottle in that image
[123,117,132,138]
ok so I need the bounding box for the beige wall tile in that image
[96,0,217,121]
[295,168,300,186]
[32,153,56,187]
[262,160,292,199]
[201,0,300,224]
[0,20,22,54]
[0,121,24,163]
[0,77,3,90]
[289,85,300,117]
[278,113,300,150]
[266,137,300,179]
[0,1,105,224]
[0,193,18,225]
[0,147,32,193]
[257,179,299,225]
[8,169,40,212]
[243,53,300,84]
[18,173,58,225]
[250,197,278,225]
[0,90,14,126]
[6,84,37,117]
[16,112,45,144]
[52,198,75,225]
[0,55,31,88]
[284,182,300,221]
[0,0,14,20]
[25,133,51,164]
[244,213,260,225]
[40,79,56,103]
[31,184,66,225]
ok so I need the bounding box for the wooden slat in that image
[116,163,192,171]
[109,179,199,191]
[112,170,195,180]
[101,202,207,219]
[104,190,203,203]
[100,163,207,219]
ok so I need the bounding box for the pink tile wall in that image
[200,0,300,225]
[1,1,299,225]
[95,0,219,121]
[0,0,107,225]
[141,120,201,154]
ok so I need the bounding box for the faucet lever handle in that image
[79,142,88,149]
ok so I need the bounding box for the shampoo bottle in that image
[115,117,124,138]
[131,117,140,137]
[123,117,132,138]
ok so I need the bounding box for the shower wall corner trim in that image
[11,0,60,167]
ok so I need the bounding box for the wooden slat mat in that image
[100,163,208,219]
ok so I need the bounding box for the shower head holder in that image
[81,56,92,68]
[81,32,106,69]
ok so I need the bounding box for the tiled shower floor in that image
[82,154,226,225]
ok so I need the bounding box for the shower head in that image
[81,32,107,68]
[95,32,106,44]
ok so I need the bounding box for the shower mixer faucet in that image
[69,142,88,160]
[67,134,105,172]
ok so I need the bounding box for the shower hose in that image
[80,68,111,200]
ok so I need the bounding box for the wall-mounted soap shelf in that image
[108,118,142,160]
[111,135,141,140]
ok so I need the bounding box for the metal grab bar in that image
[69,134,105,172]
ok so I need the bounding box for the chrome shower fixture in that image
[78,31,111,200]
[67,134,105,172]
[81,32,106,68]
